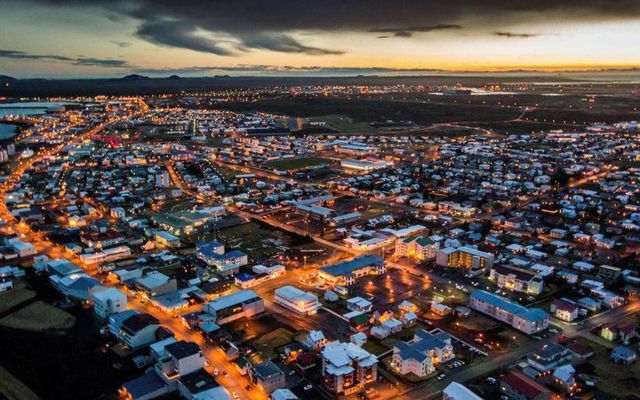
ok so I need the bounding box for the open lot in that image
[0,365,40,400]
[249,327,296,362]
[0,301,75,332]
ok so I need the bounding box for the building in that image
[79,245,131,264]
[443,382,484,400]
[318,255,385,286]
[156,340,205,381]
[197,242,248,275]
[249,361,286,393]
[152,211,214,236]
[550,299,578,322]
[527,344,571,372]
[611,346,637,364]
[50,273,101,301]
[469,290,549,334]
[395,236,440,261]
[177,369,232,400]
[135,272,177,297]
[91,287,128,318]
[489,264,543,295]
[274,285,320,315]
[112,312,160,350]
[154,231,180,248]
[436,247,494,275]
[321,341,378,395]
[391,330,454,377]
[500,371,552,400]
[340,159,393,172]
[205,290,264,325]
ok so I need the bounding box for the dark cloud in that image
[370,24,463,38]
[493,31,540,38]
[136,20,236,56]
[0,49,131,67]
[237,33,344,55]
[15,0,640,56]
[0,49,73,62]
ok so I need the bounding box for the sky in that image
[0,0,639,78]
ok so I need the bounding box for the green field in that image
[0,301,76,332]
[264,156,332,171]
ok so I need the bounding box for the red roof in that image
[502,371,550,399]
[552,298,576,312]
[566,342,593,356]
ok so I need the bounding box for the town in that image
[1,84,639,400]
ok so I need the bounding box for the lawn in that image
[250,327,296,362]
[576,337,640,398]
[0,301,76,332]
[0,283,36,314]
[264,156,332,172]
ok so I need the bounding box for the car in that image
[303,384,313,391]
[437,373,447,381]
[213,369,219,376]
[486,377,497,384]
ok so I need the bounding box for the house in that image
[611,346,637,364]
[91,287,128,318]
[601,323,637,343]
[500,371,552,400]
[443,382,484,400]
[391,330,454,377]
[303,330,327,350]
[249,361,286,393]
[552,364,576,392]
[321,341,378,395]
[566,342,594,360]
[549,299,578,322]
[527,344,570,372]
[50,273,102,301]
[346,297,373,313]
[350,332,367,347]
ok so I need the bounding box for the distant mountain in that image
[0,75,17,84]
[120,74,150,81]
[167,75,181,80]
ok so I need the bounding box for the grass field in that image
[576,337,640,397]
[0,283,36,314]
[0,301,76,332]
[0,365,40,400]
[264,156,332,171]
[250,327,296,362]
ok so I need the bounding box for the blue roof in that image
[471,290,548,322]
[122,370,168,400]
[235,273,254,282]
[320,255,384,277]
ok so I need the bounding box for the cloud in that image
[493,31,541,38]
[110,40,132,48]
[369,24,463,38]
[0,49,131,67]
[136,20,236,56]
[238,33,344,55]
